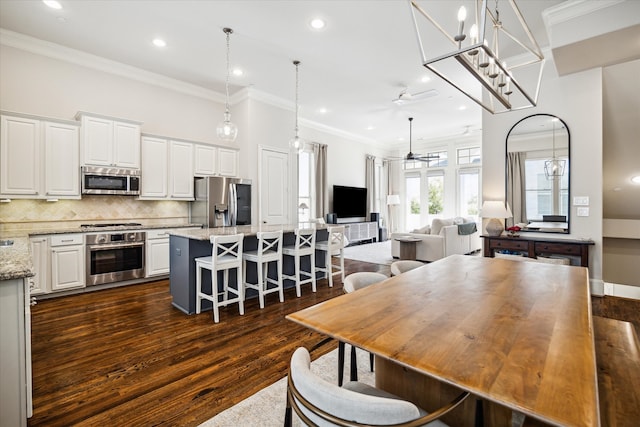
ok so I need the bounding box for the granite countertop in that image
[0,237,35,281]
[28,223,202,236]
[170,222,327,241]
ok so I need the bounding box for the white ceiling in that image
[0,0,564,147]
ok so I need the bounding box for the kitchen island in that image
[169,224,328,314]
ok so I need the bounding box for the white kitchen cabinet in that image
[1,113,80,200]
[145,229,170,277]
[168,140,194,199]
[193,144,217,176]
[0,115,40,196]
[29,236,49,296]
[217,147,239,177]
[77,112,141,168]
[50,234,85,291]
[140,136,168,198]
[0,277,32,426]
[43,121,80,198]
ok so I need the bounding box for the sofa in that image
[390,217,481,262]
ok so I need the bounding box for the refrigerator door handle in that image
[229,183,237,226]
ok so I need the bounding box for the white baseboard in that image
[603,282,640,300]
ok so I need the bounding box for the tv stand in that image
[342,221,378,244]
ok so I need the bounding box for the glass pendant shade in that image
[289,135,305,154]
[544,158,566,179]
[216,111,238,142]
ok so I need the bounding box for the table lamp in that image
[481,201,511,236]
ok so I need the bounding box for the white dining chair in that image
[194,233,244,323]
[390,260,424,276]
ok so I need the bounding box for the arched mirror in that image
[506,114,570,233]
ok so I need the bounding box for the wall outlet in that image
[573,196,589,206]
[577,207,590,217]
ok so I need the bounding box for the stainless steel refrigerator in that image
[190,177,252,227]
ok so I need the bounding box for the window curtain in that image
[311,142,328,219]
[365,155,376,219]
[506,152,527,227]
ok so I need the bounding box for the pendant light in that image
[544,119,566,180]
[216,27,238,142]
[289,60,305,154]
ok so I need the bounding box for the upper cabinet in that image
[1,113,79,199]
[140,135,194,200]
[217,147,239,177]
[193,144,217,176]
[76,112,141,169]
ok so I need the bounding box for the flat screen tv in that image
[333,185,367,220]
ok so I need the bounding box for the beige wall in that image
[482,59,604,295]
[603,238,640,288]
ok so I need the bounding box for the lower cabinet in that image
[146,229,170,277]
[49,234,85,291]
[29,236,49,295]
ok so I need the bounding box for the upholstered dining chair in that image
[285,347,469,427]
[339,271,387,386]
[390,260,425,276]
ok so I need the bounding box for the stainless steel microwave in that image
[81,166,140,195]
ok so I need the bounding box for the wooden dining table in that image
[287,255,600,426]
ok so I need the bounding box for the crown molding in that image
[542,0,625,28]
[0,28,225,103]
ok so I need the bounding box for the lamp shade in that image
[387,194,400,206]
[480,201,510,218]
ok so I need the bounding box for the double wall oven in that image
[84,224,145,286]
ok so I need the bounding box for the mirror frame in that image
[505,113,571,234]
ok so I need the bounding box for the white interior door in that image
[259,146,289,225]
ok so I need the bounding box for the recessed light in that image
[310,18,326,30]
[366,126,375,131]
[43,0,62,9]
[398,137,405,141]
[152,38,167,48]
[632,175,640,184]
[232,68,244,77]
[318,108,328,114]
[459,105,467,111]
[421,76,431,83]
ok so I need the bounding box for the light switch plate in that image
[577,207,589,217]
[574,196,589,206]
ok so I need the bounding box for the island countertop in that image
[169,223,327,241]
[0,237,34,281]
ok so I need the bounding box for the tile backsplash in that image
[0,196,189,233]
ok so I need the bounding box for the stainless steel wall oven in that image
[85,232,145,285]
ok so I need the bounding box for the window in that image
[403,160,421,170]
[298,151,314,222]
[458,168,480,216]
[404,174,421,231]
[427,150,448,168]
[457,147,481,165]
[426,171,444,220]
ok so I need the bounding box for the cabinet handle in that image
[30,296,37,306]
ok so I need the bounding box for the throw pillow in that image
[412,225,431,234]
[430,218,454,235]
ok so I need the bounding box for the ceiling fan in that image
[392,88,438,105]
[390,117,440,163]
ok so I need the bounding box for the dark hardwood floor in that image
[28,259,389,426]
[28,258,639,426]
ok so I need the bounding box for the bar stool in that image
[282,228,316,297]
[242,230,284,309]
[339,271,388,386]
[315,225,346,288]
[195,233,244,323]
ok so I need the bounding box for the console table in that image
[481,234,594,268]
[342,221,378,244]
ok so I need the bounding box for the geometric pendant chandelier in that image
[408,0,545,114]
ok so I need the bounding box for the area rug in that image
[343,240,393,265]
[200,347,375,426]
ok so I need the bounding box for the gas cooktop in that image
[80,223,143,228]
